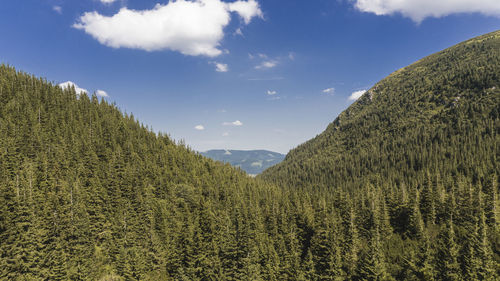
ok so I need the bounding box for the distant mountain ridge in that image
[201,149,285,175]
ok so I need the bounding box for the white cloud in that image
[73,0,263,57]
[222,132,230,137]
[322,88,335,95]
[53,6,62,14]
[100,0,117,4]
[214,62,229,72]
[227,0,263,24]
[255,60,277,69]
[349,90,367,101]
[267,90,277,95]
[354,0,500,23]
[58,81,88,95]
[194,124,205,130]
[223,120,243,126]
[96,89,109,97]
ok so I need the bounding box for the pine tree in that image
[476,211,497,280]
[484,174,498,228]
[420,172,436,226]
[436,219,461,281]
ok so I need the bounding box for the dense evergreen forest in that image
[0,31,499,280]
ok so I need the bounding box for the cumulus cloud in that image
[73,0,263,57]
[214,62,229,72]
[194,124,205,130]
[53,6,62,14]
[354,0,500,23]
[58,81,88,95]
[267,90,277,95]
[255,60,277,69]
[349,90,367,101]
[100,0,117,4]
[227,0,263,24]
[223,120,243,126]
[322,88,335,95]
[96,89,109,97]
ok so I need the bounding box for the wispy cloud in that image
[234,28,244,36]
[267,96,282,101]
[353,0,500,23]
[214,62,229,72]
[73,0,263,56]
[267,90,277,95]
[100,0,117,4]
[194,125,205,130]
[53,6,62,14]
[223,120,243,126]
[322,88,335,95]
[247,77,284,81]
[255,60,278,69]
[348,90,367,101]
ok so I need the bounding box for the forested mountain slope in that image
[0,65,287,280]
[261,30,500,192]
[0,30,498,281]
[258,30,500,279]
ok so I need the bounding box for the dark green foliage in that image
[261,30,500,279]
[1,30,499,280]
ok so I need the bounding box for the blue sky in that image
[0,0,499,153]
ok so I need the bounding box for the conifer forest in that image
[0,28,499,280]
